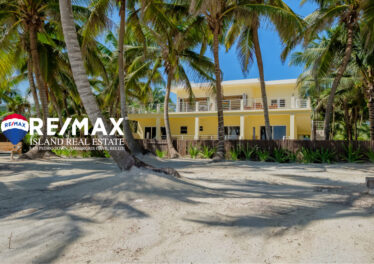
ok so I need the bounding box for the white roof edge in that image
[171,78,297,90]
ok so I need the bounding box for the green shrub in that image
[156,149,166,158]
[70,149,79,157]
[201,146,215,159]
[52,149,63,156]
[366,150,374,162]
[103,150,111,158]
[229,146,241,161]
[316,148,335,163]
[257,149,271,162]
[273,148,289,163]
[242,145,256,160]
[52,148,77,157]
[342,144,363,163]
[81,151,91,158]
[188,145,200,159]
[287,151,297,163]
[300,147,319,163]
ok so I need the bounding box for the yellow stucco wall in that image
[131,79,311,140]
[131,111,311,140]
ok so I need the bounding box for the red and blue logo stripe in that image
[1,114,29,145]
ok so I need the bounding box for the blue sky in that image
[17,1,317,102]
[214,0,317,82]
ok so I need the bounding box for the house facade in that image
[128,79,312,140]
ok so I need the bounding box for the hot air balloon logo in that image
[1,114,29,145]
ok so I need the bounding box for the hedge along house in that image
[128,79,312,140]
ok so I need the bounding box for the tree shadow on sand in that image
[0,157,373,262]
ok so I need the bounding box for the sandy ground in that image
[0,154,374,264]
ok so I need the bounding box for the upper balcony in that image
[128,97,311,115]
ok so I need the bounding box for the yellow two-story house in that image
[128,79,312,140]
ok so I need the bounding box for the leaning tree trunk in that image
[253,24,272,140]
[212,24,225,159]
[164,72,179,158]
[27,57,41,119]
[118,0,141,154]
[323,22,354,140]
[59,0,134,170]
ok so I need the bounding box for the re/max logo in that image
[3,121,27,128]
[29,118,125,136]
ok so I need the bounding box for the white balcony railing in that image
[128,97,310,114]
[172,135,240,140]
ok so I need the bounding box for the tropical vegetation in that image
[1,0,374,170]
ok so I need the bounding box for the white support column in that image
[211,100,216,112]
[156,117,161,140]
[290,114,295,139]
[156,104,160,113]
[195,101,200,112]
[240,99,244,111]
[307,98,311,109]
[176,98,180,112]
[194,117,200,140]
[291,96,295,109]
[240,115,245,140]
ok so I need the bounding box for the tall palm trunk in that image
[59,0,134,170]
[252,23,271,140]
[323,21,354,140]
[212,24,225,159]
[118,0,141,154]
[27,58,41,118]
[20,25,51,159]
[312,118,317,140]
[29,25,48,136]
[164,72,179,158]
[49,86,64,128]
[368,82,374,140]
[343,100,352,141]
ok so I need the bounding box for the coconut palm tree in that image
[190,0,304,158]
[284,0,364,140]
[289,28,343,139]
[352,29,374,140]
[225,0,304,140]
[81,0,142,153]
[97,31,164,118]
[141,0,215,158]
[188,0,229,159]
[59,0,135,170]
[118,0,141,153]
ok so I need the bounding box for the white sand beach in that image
[0,155,374,263]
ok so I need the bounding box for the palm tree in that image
[284,0,364,140]
[190,0,304,158]
[142,1,215,158]
[352,29,374,140]
[225,0,303,140]
[289,29,342,139]
[59,0,135,170]
[98,31,164,118]
[118,0,139,153]
[81,0,141,153]
[189,0,228,159]
[7,94,31,115]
